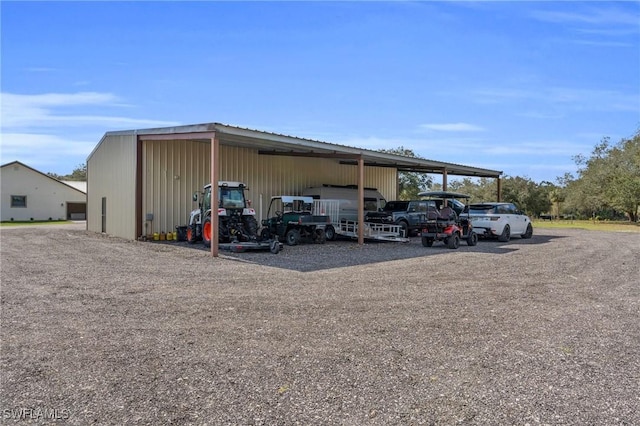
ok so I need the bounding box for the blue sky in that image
[2,1,639,184]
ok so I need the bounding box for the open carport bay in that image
[1,225,639,424]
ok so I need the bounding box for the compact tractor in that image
[187,181,281,253]
[260,196,330,245]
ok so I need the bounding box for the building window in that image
[11,195,27,208]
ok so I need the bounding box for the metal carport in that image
[134,123,502,256]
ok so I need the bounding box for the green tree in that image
[67,163,87,181]
[570,132,639,221]
[549,187,566,219]
[377,147,433,199]
[500,176,551,217]
[606,133,640,221]
[47,163,87,182]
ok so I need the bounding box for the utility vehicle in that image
[417,191,478,249]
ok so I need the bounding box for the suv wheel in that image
[498,224,511,242]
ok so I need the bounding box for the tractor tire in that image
[498,224,511,242]
[447,233,460,249]
[467,231,478,246]
[285,229,300,246]
[325,225,336,241]
[421,236,434,247]
[243,216,259,238]
[186,225,197,244]
[203,217,212,248]
[521,223,533,239]
[219,219,230,243]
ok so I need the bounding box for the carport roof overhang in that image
[106,122,502,178]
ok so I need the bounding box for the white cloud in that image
[471,86,639,112]
[1,132,94,156]
[0,133,96,171]
[0,91,182,174]
[1,92,180,129]
[530,7,640,27]
[418,123,486,132]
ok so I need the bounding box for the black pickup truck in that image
[365,200,435,237]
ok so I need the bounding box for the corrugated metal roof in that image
[105,122,502,178]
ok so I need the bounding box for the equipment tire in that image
[203,217,212,248]
[243,216,259,238]
[285,229,300,246]
[269,240,281,254]
[447,233,460,249]
[325,225,336,241]
[186,225,197,244]
[421,236,434,247]
[315,229,326,244]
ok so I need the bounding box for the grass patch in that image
[0,220,73,227]
[533,219,640,233]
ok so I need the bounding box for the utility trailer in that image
[314,199,410,243]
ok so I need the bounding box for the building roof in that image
[61,181,87,193]
[1,161,87,195]
[97,122,502,178]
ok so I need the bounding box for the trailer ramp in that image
[313,199,409,243]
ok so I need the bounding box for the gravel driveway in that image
[1,224,639,425]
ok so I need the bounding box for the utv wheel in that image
[447,233,460,249]
[285,229,300,246]
[498,224,511,242]
[421,236,434,247]
[315,229,326,244]
[467,231,478,246]
[325,225,336,241]
[203,218,212,248]
[521,223,533,239]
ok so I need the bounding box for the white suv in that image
[468,203,533,242]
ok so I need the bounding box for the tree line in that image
[47,164,87,182]
[381,129,640,222]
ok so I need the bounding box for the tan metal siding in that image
[142,140,210,237]
[140,142,398,232]
[87,134,137,239]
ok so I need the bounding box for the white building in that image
[1,161,87,222]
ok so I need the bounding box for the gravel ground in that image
[1,223,639,425]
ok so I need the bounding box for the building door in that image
[67,202,86,220]
[101,197,107,233]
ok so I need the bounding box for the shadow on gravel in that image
[167,233,565,272]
